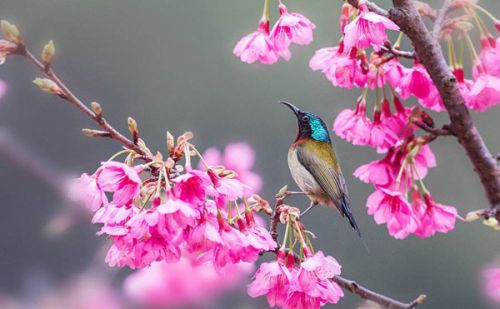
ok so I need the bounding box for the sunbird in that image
[281,101,361,237]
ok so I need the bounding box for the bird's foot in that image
[300,202,317,217]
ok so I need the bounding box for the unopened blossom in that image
[483,267,500,304]
[247,250,292,307]
[200,142,262,194]
[343,1,400,51]
[412,190,459,238]
[284,251,344,308]
[234,19,280,64]
[309,45,368,88]
[0,40,17,64]
[68,173,107,212]
[96,161,142,206]
[367,187,418,239]
[33,78,65,97]
[125,259,253,308]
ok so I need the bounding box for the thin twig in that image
[414,122,455,138]
[333,276,426,309]
[16,46,151,161]
[380,44,416,59]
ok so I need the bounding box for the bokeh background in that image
[0,0,499,308]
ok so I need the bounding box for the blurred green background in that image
[0,0,499,308]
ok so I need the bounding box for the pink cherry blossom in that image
[271,1,316,52]
[474,38,500,78]
[240,211,277,253]
[483,267,500,304]
[397,62,445,111]
[412,190,459,238]
[379,97,413,146]
[124,259,253,308]
[200,142,262,194]
[309,46,368,88]
[96,161,142,206]
[247,250,292,307]
[343,2,400,51]
[381,58,406,89]
[465,73,500,111]
[206,169,247,208]
[367,187,418,239]
[354,148,397,187]
[68,173,107,212]
[284,251,344,308]
[412,144,437,179]
[157,195,201,231]
[234,20,280,64]
[172,169,211,204]
[333,98,372,145]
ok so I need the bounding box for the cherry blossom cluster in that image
[233,0,315,64]
[70,133,277,269]
[248,206,344,308]
[234,0,500,237]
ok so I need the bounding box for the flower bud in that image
[128,117,139,144]
[1,20,22,44]
[464,210,482,222]
[166,131,174,153]
[81,128,110,137]
[90,101,102,116]
[33,78,64,97]
[483,218,500,231]
[277,185,288,198]
[41,40,55,65]
[0,40,17,64]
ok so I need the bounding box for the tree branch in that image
[333,276,426,309]
[16,46,151,161]
[386,0,500,220]
[268,190,425,308]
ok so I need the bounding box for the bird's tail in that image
[341,194,362,238]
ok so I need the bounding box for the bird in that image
[281,101,361,237]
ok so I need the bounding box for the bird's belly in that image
[288,150,330,205]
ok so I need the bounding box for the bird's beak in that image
[280,101,300,115]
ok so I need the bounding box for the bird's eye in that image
[302,115,309,122]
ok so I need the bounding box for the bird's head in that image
[281,101,331,143]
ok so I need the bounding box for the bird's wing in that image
[296,141,360,236]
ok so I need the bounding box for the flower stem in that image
[108,149,133,161]
[472,3,499,23]
[262,0,270,21]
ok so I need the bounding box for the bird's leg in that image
[300,201,318,217]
